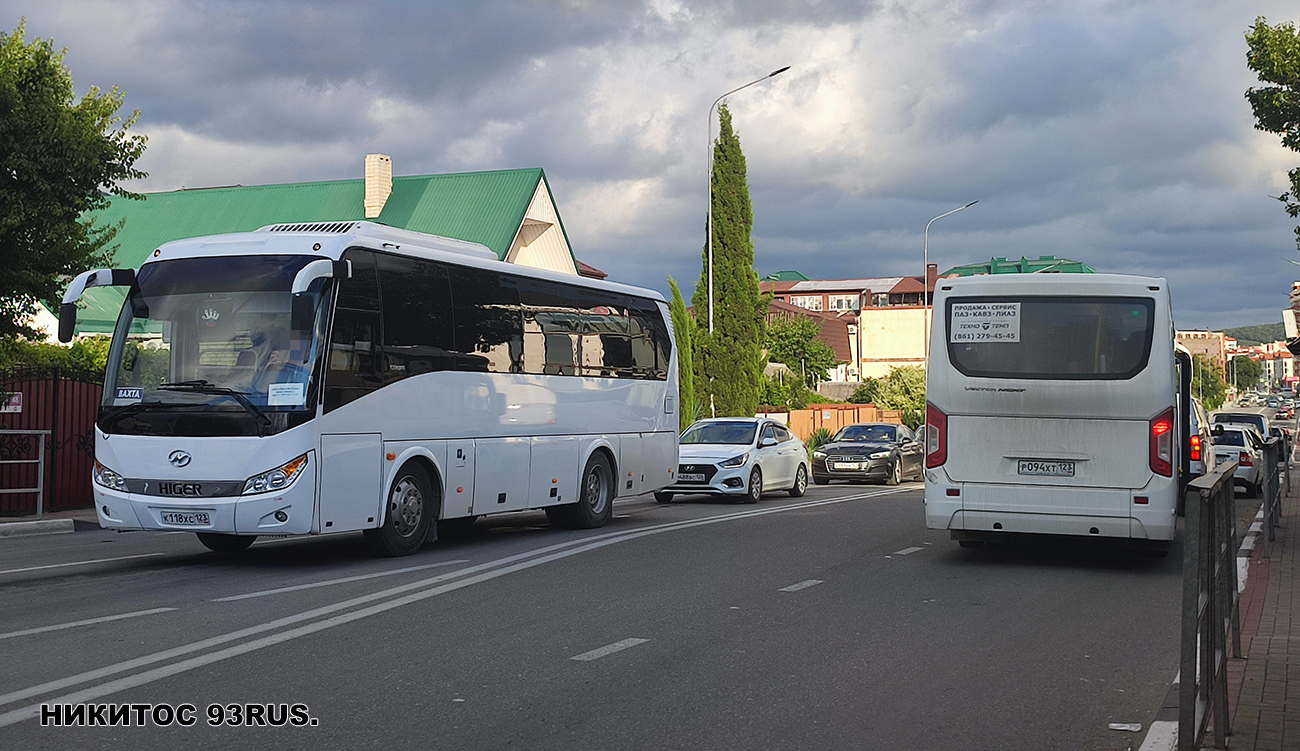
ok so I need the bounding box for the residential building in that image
[1176,330,1228,371]
[940,255,1096,276]
[765,299,854,383]
[69,155,592,335]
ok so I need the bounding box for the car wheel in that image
[745,467,762,504]
[788,465,808,497]
[886,459,901,486]
[365,462,436,557]
[654,491,674,504]
[196,533,256,553]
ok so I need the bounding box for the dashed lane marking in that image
[0,608,177,641]
[779,579,824,592]
[892,546,925,556]
[571,638,649,661]
[213,559,471,602]
[0,553,166,576]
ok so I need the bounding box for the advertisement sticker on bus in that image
[950,302,1020,343]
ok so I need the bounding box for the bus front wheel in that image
[365,462,436,557]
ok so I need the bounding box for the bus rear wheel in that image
[365,462,436,557]
[196,533,256,553]
[547,453,614,529]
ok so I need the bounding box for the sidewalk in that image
[1211,475,1299,750]
[0,507,98,538]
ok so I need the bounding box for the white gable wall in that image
[507,181,577,275]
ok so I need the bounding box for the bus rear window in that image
[946,296,1155,380]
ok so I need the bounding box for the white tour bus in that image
[60,221,679,556]
[924,273,1179,552]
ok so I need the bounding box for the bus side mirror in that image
[59,268,136,343]
[291,259,351,295]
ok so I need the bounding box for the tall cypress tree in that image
[692,104,764,417]
[667,277,697,430]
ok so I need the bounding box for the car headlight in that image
[812,450,827,459]
[243,453,310,495]
[869,451,890,459]
[93,461,127,491]
[718,452,749,469]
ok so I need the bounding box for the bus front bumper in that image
[93,471,317,536]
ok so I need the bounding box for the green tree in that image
[1229,355,1263,391]
[1245,17,1300,250]
[667,277,698,430]
[692,104,764,417]
[0,21,146,337]
[853,366,927,428]
[764,314,840,387]
[1191,354,1228,409]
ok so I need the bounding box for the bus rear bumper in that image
[92,474,316,536]
[925,480,1176,541]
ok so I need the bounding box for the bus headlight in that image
[243,454,309,495]
[93,461,127,492]
[718,453,749,469]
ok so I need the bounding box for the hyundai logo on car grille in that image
[168,450,192,468]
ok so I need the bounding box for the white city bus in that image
[923,273,1178,552]
[60,221,679,556]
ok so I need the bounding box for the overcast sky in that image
[8,0,1300,329]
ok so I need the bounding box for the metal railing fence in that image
[0,429,51,519]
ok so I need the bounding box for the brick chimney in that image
[364,154,393,219]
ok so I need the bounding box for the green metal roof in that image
[761,270,811,282]
[939,255,1096,277]
[72,167,569,333]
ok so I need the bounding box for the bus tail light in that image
[1149,408,1174,477]
[1189,434,1201,463]
[1239,451,1253,467]
[926,401,947,468]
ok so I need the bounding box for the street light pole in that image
[922,200,978,363]
[706,66,790,335]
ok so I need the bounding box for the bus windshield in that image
[100,255,328,436]
[947,296,1154,380]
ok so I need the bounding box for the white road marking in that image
[0,608,176,641]
[778,579,824,592]
[570,638,649,661]
[1137,720,1177,751]
[213,560,471,602]
[0,553,165,576]
[0,486,911,725]
[892,546,925,556]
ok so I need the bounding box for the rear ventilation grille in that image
[264,222,359,234]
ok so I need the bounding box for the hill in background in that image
[1224,322,1285,346]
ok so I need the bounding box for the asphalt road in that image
[0,479,1188,750]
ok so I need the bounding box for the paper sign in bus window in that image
[950,302,1021,343]
[267,382,306,406]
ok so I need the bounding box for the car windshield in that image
[100,255,329,437]
[680,422,757,445]
[834,425,896,442]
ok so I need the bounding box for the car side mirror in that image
[760,437,777,448]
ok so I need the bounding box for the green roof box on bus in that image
[940,256,1096,277]
[70,159,582,335]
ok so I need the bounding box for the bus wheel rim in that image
[391,477,423,537]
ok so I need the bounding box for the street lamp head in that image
[963,200,979,209]
[768,66,791,78]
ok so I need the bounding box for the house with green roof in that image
[68,155,589,333]
[940,255,1096,277]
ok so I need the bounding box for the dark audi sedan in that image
[811,423,924,486]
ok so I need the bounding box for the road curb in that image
[0,519,75,539]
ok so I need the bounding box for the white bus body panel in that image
[925,273,1177,542]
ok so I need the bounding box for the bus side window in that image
[324,249,382,412]
[630,301,671,380]
[377,254,455,379]
[449,267,523,373]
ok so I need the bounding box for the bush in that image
[805,427,834,460]
[0,336,111,374]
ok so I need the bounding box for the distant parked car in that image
[658,418,808,503]
[1212,411,1271,445]
[1213,425,1264,497]
[810,422,924,486]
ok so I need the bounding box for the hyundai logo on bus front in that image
[169,450,192,468]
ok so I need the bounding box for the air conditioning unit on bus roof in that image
[256,220,497,261]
